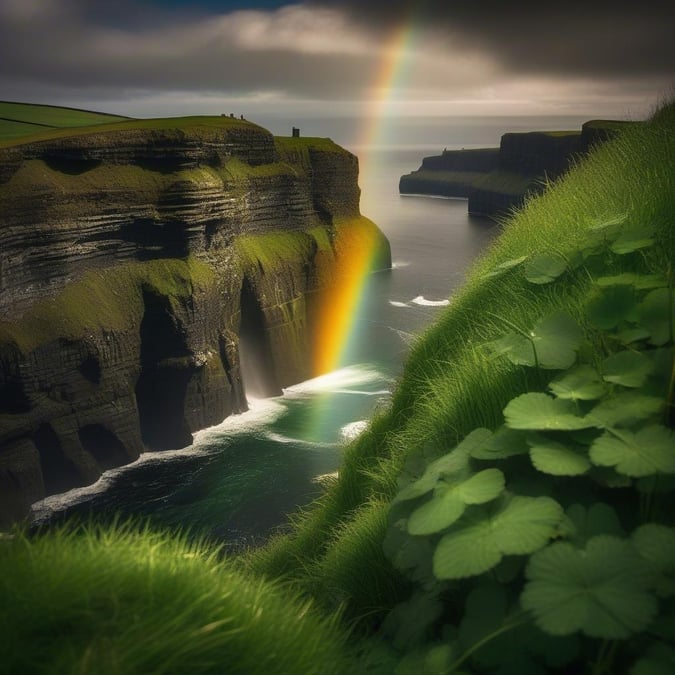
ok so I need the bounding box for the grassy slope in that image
[0,101,129,141]
[0,522,354,675]
[245,104,675,628]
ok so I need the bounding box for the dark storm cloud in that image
[0,1,375,100]
[310,0,675,79]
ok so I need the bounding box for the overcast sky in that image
[1,0,672,122]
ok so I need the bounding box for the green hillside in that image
[0,101,130,141]
[1,102,674,674]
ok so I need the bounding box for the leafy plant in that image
[383,213,675,673]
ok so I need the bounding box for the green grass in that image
[0,101,129,141]
[0,114,263,148]
[0,521,355,675]
[245,102,675,628]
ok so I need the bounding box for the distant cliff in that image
[399,119,637,216]
[0,118,390,526]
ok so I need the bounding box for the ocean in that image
[30,114,591,547]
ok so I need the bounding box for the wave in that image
[389,300,410,308]
[265,431,336,448]
[392,260,411,269]
[340,419,369,442]
[411,295,450,307]
[283,365,389,397]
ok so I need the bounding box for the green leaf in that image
[504,393,592,431]
[610,225,656,255]
[407,487,466,535]
[602,350,655,388]
[484,255,528,278]
[632,524,675,597]
[549,365,607,400]
[586,392,664,428]
[589,425,675,477]
[521,536,658,638]
[528,435,591,476]
[470,426,529,460]
[639,287,674,346]
[565,503,624,545]
[596,273,667,289]
[586,285,637,330]
[524,253,568,284]
[395,429,492,502]
[408,469,505,535]
[488,312,582,370]
[617,326,652,344]
[433,495,563,579]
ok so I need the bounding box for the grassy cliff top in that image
[0,114,267,149]
[0,100,129,141]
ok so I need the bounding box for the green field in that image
[1,101,674,673]
[0,101,130,141]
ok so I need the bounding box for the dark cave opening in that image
[33,423,83,496]
[135,290,194,450]
[239,278,279,398]
[77,424,129,471]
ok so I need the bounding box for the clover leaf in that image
[589,425,675,477]
[407,469,505,535]
[521,536,657,638]
[504,393,591,431]
[549,365,607,401]
[433,495,563,579]
[602,350,655,388]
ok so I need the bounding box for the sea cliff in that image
[0,117,390,526]
[399,119,636,216]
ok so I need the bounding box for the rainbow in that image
[311,217,386,376]
[357,17,419,186]
[310,20,416,377]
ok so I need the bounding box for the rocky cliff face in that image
[0,118,390,527]
[399,120,638,217]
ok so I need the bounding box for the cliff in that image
[399,119,638,216]
[0,117,390,527]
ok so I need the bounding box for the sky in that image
[1,0,673,124]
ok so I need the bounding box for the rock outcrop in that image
[399,119,638,217]
[0,118,390,527]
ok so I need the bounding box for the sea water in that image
[31,115,589,547]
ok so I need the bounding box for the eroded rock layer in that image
[0,118,391,526]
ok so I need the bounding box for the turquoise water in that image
[31,142,498,548]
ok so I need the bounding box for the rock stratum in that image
[0,117,391,527]
[399,119,636,216]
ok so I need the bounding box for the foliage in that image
[382,209,675,673]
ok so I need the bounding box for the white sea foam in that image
[193,397,287,444]
[340,419,369,442]
[265,431,335,449]
[392,261,411,269]
[411,295,450,307]
[30,397,288,523]
[283,365,389,398]
[389,300,410,307]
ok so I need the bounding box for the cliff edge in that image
[399,119,637,216]
[0,116,390,526]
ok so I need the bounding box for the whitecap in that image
[340,419,369,442]
[265,431,335,448]
[392,261,411,269]
[389,300,410,307]
[411,295,450,307]
[283,365,390,397]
